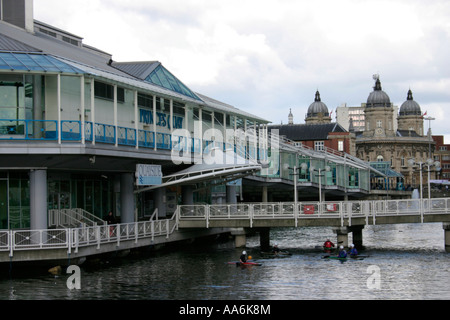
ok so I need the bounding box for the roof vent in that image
[0,0,34,33]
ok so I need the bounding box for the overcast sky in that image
[34,0,450,140]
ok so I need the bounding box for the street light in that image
[310,165,331,204]
[408,158,441,200]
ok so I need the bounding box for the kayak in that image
[228,261,262,266]
[322,255,365,261]
[260,251,292,257]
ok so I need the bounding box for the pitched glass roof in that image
[0,52,85,74]
[370,161,403,177]
[145,64,201,101]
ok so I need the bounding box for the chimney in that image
[1,0,34,33]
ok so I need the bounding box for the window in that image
[377,155,384,162]
[338,140,344,152]
[94,81,125,103]
[377,120,382,128]
[315,141,324,151]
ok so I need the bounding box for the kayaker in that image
[337,246,347,258]
[272,243,281,254]
[240,251,247,263]
[348,244,358,258]
[323,239,335,252]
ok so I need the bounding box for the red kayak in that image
[228,261,262,266]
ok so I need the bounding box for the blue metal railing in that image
[0,118,267,161]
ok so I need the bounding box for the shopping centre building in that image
[0,0,381,233]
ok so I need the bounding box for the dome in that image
[399,89,421,116]
[307,91,329,117]
[366,78,391,108]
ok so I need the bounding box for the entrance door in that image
[48,192,70,210]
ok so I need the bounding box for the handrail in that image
[178,197,450,228]
[149,208,159,221]
[0,118,268,163]
[1,214,179,258]
[73,208,106,226]
[48,208,105,228]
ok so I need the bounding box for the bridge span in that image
[177,197,450,252]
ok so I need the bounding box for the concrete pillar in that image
[262,186,268,203]
[349,225,364,249]
[333,227,349,248]
[444,223,450,253]
[120,173,135,224]
[259,228,271,252]
[226,185,237,204]
[231,228,246,248]
[30,169,47,230]
[154,187,166,218]
[182,185,195,205]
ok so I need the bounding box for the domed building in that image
[366,78,391,108]
[270,90,353,155]
[355,76,435,190]
[305,91,332,124]
[361,77,396,138]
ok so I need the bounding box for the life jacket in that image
[324,241,334,248]
[338,250,347,258]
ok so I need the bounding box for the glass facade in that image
[0,172,114,230]
[0,74,34,130]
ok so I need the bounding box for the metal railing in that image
[178,197,450,228]
[48,208,106,228]
[0,118,267,163]
[0,212,179,258]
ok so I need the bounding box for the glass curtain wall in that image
[0,74,34,135]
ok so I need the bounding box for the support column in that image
[262,186,268,203]
[333,227,349,248]
[444,223,450,253]
[30,169,47,230]
[120,173,135,224]
[154,187,166,218]
[349,225,364,249]
[259,228,271,252]
[226,185,237,204]
[231,228,246,248]
[182,185,195,205]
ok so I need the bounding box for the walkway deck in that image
[0,215,229,265]
[2,197,450,266]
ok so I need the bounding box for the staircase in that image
[48,208,106,228]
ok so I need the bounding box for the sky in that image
[34,0,450,141]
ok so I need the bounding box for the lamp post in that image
[408,158,441,200]
[310,165,331,205]
[426,159,441,199]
